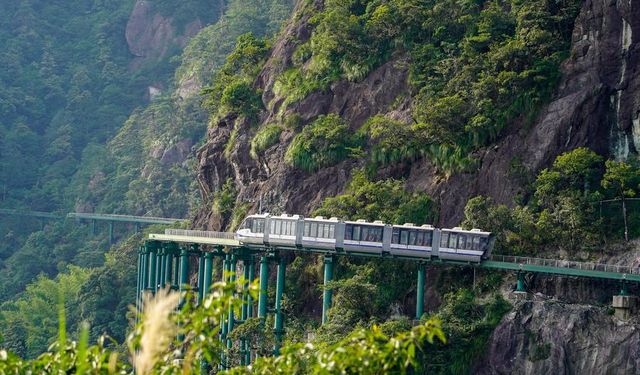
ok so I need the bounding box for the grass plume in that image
[133,288,180,375]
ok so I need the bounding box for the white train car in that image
[301,216,340,250]
[389,223,436,259]
[236,213,269,246]
[437,227,493,262]
[235,213,494,263]
[342,219,390,255]
[265,214,302,248]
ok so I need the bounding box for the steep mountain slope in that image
[195,0,639,229]
[192,0,640,372]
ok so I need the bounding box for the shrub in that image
[285,114,361,172]
[213,178,237,216]
[219,80,262,120]
[250,124,282,159]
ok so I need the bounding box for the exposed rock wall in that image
[474,299,640,375]
[195,0,640,229]
[125,0,222,72]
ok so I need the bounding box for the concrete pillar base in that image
[612,295,638,320]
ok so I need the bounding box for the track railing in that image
[164,229,236,240]
[490,254,640,275]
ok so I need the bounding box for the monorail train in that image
[236,213,494,262]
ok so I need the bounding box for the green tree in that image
[601,160,640,241]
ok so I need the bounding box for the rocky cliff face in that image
[195,0,640,229]
[475,298,640,375]
[125,0,222,72]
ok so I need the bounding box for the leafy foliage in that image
[463,148,640,253]
[0,266,90,358]
[422,290,511,374]
[315,170,436,225]
[275,0,581,175]
[250,123,283,159]
[202,33,272,123]
[0,276,444,374]
[285,114,363,172]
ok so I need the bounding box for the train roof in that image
[393,223,435,229]
[441,227,491,235]
[305,216,340,222]
[344,219,387,226]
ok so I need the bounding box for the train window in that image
[424,231,432,246]
[242,218,252,230]
[353,226,361,241]
[311,222,318,237]
[400,230,408,245]
[472,236,480,250]
[252,219,265,233]
[416,231,424,246]
[409,231,417,246]
[457,234,467,249]
[286,221,292,236]
[323,224,330,238]
[361,227,369,241]
[328,224,335,238]
[304,222,310,236]
[440,232,449,248]
[345,224,353,240]
[392,228,400,244]
[448,233,457,249]
[375,227,383,242]
[479,236,488,250]
[466,235,474,250]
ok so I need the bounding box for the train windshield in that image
[240,217,265,233]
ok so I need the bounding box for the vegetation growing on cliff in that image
[276,0,581,174]
[464,148,640,254]
[0,0,294,358]
[285,114,363,171]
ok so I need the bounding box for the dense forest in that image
[0,0,294,359]
[2,0,640,373]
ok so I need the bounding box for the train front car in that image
[437,227,493,262]
[265,214,302,248]
[389,224,435,259]
[301,216,340,251]
[236,213,269,247]
[342,219,389,255]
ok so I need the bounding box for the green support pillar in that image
[416,262,425,320]
[516,271,526,292]
[221,255,230,338]
[227,255,237,349]
[273,256,286,355]
[248,258,255,319]
[258,256,269,320]
[241,256,251,365]
[197,252,205,303]
[136,247,142,313]
[108,221,114,245]
[322,255,334,324]
[148,243,158,293]
[203,252,214,299]
[173,253,180,290]
[165,252,173,287]
[155,250,162,292]
[179,246,190,296]
[141,246,149,291]
[159,248,167,289]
